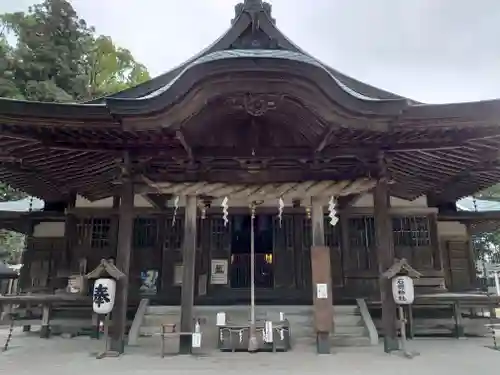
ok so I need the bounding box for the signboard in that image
[210,259,228,285]
[264,321,273,343]
[316,283,328,299]
[192,332,202,348]
[216,312,226,326]
[68,275,85,294]
[392,275,415,305]
[139,269,158,294]
[174,264,183,285]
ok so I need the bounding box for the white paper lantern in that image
[92,278,116,314]
[392,275,414,305]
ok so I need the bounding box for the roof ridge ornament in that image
[232,0,276,27]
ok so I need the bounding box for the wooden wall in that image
[21,207,458,301]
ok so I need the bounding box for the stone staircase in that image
[129,301,378,348]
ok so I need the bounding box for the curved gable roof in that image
[96,1,410,103]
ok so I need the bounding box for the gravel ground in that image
[0,328,498,375]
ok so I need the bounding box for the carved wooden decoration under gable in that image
[225,94,280,117]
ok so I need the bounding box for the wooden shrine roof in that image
[1,1,500,203]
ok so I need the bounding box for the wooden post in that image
[109,157,134,354]
[109,195,121,258]
[63,193,77,276]
[465,224,478,289]
[40,304,51,338]
[19,220,34,292]
[310,196,332,354]
[373,155,399,353]
[179,195,197,354]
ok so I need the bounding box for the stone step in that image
[138,304,371,347]
[331,335,372,347]
[333,314,363,326]
[333,325,366,336]
[332,305,359,314]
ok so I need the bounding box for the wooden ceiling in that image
[1,85,500,202]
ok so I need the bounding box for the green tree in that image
[0,230,25,263]
[0,0,150,257]
[0,184,26,202]
[475,184,500,202]
[84,35,150,98]
[0,0,150,102]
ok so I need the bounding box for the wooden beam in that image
[143,193,170,211]
[176,130,194,161]
[310,196,332,354]
[315,126,335,153]
[179,195,197,354]
[337,193,362,209]
[109,154,134,354]
[373,154,398,353]
[19,220,34,292]
[63,193,77,274]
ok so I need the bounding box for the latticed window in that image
[392,216,430,247]
[348,216,375,249]
[164,217,184,250]
[133,218,158,248]
[301,215,340,247]
[210,217,227,251]
[274,215,294,249]
[90,218,111,248]
[324,216,340,247]
[77,218,111,249]
[76,219,92,246]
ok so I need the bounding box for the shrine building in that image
[1,0,500,353]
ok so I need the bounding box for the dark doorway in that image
[230,214,274,288]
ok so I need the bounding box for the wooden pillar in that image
[429,213,443,272]
[157,213,167,294]
[465,223,478,289]
[373,155,398,353]
[109,159,134,354]
[109,195,121,258]
[179,195,197,354]
[19,220,34,292]
[310,196,332,354]
[63,193,77,275]
[293,213,303,289]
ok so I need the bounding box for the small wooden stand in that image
[397,306,419,359]
[96,314,120,359]
[382,258,421,359]
[86,259,125,359]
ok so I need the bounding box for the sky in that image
[1,0,500,103]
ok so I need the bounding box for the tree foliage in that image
[0,229,25,263]
[0,0,150,200]
[0,184,26,202]
[0,0,150,103]
[0,0,151,257]
[473,231,500,265]
[475,184,500,202]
